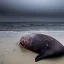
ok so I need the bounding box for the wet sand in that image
[0,31,64,64]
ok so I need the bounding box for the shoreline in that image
[0,30,64,64]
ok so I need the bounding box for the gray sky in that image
[0,0,64,22]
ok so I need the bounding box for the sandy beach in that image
[0,31,64,64]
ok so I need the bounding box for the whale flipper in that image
[35,53,44,62]
[35,49,54,62]
[35,48,64,62]
[35,47,49,62]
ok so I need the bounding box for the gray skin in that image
[19,34,64,62]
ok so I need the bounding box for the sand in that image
[0,31,64,64]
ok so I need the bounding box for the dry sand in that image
[0,31,64,64]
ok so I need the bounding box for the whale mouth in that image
[20,42,24,46]
[20,36,29,47]
[20,39,26,47]
[19,43,24,48]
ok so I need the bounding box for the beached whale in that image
[19,33,64,62]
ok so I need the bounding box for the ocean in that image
[0,22,64,31]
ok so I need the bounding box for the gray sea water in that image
[0,22,64,31]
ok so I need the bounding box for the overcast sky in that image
[0,0,64,22]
